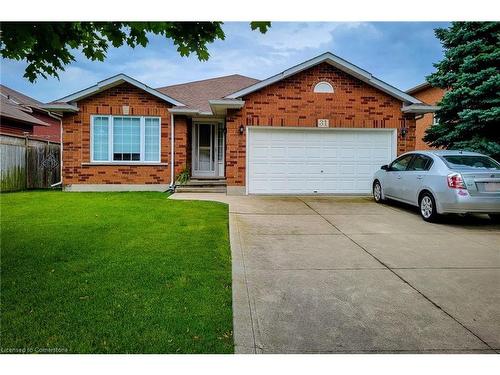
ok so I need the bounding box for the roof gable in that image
[226,52,422,104]
[406,82,432,95]
[56,74,185,107]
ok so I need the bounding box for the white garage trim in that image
[246,127,397,195]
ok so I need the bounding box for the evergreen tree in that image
[424,22,500,160]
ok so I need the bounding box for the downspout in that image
[169,112,175,191]
[50,115,63,188]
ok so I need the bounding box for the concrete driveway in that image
[170,193,500,353]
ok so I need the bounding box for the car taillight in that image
[447,173,466,189]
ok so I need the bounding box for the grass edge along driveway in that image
[0,191,233,353]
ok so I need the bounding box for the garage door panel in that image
[372,148,390,159]
[252,146,271,158]
[339,149,356,159]
[305,147,322,158]
[248,128,394,194]
[286,147,307,158]
[250,162,272,175]
[270,147,286,158]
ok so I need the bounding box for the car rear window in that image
[442,155,500,170]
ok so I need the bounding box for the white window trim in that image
[313,81,334,93]
[90,115,162,164]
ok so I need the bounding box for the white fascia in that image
[402,104,439,114]
[40,103,79,113]
[208,99,245,115]
[168,108,201,115]
[56,74,185,107]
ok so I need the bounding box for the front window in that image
[113,117,141,161]
[91,115,161,163]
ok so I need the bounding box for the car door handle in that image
[396,175,402,179]
[416,175,423,180]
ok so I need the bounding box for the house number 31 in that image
[317,119,329,128]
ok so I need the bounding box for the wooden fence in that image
[0,135,61,192]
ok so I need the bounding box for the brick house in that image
[406,82,446,150]
[0,84,62,142]
[46,52,437,194]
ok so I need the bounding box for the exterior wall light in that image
[400,127,408,138]
[239,125,245,135]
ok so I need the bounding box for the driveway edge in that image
[229,213,257,354]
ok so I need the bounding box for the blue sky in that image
[0,22,448,103]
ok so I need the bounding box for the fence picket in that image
[0,135,61,192]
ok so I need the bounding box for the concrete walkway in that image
[170,193,500,353]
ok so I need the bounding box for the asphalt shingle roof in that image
[0,86,49,126]
[0,84,43,108]
[156,74,259,113]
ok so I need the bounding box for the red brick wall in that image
[411,86,445,150]
[173,116,191,177]
[0,119,34,136]
[32,111,62,142]
[225,62,416,186]
[62,83,173,186]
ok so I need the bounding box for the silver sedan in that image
[372,150,500,222]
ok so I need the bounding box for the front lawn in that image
[0,191,232,353]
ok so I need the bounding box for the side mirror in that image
[381,164,389,171]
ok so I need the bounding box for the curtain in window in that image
[113,117,141,161]
[144,118,160,161]
[92,116,109,161]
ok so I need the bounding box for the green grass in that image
[0,191,233,353]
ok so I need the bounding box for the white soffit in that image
[402,104,439,114]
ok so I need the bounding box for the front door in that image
[192,123,224,178]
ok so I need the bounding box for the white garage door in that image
[247,128,396,194]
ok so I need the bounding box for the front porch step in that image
[183,179,227,186]
[175,178,227,193]
[175,186,227,193]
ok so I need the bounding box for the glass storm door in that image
[193,123,216,177]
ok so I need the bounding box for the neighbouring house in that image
[44,52,437,195]
[0,86,62,192]
[0,85,62,142]
[406,82,446,150]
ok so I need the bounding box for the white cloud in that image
[117,58,187,86]
[252,22,380,52]
[56,66,101,90]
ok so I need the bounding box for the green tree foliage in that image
[424,22,500,159]
[0,22,271,82]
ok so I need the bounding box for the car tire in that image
[373,181,384,203]
[419,192,439,222]
[489,214,500,223]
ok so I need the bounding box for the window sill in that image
[82,162,168,166]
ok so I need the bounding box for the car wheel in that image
[489,214,500,223]
[419,192,438,222]
[373,181,384,203]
